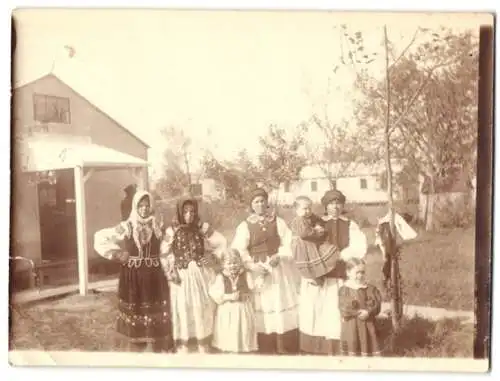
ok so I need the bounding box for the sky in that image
[12,9,490,179]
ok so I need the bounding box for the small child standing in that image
[338,258,382,357]
[290,196,339,286]
[209,248,261,353]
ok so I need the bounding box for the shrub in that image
[434,193,476,229]
[378,315,474,358]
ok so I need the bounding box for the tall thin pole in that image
[383,25,402,331]
[74,165,89,296]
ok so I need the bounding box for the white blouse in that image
[231,216,292,270]
[322,216,368,261]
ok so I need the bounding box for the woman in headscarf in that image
[231,187,301,355]
[93,190,173,353]
[298,189,368,355]
[161,197,227,353]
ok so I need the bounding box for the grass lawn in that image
[220,225,475,311]
[9,290,473,357]
[9,203,475,357]
[364,226,475,311]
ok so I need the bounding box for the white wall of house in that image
[268,175,393,205]
[268,162,411,205]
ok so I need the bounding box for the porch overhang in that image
[19,139,147,172]
[17,137,148,297]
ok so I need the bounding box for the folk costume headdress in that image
[248,187,268,206]
[320,189,346,207]
[174,197,201,228]
[247,187,275,223]
[127,190,162,250]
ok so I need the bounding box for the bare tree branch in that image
[389,28,420,70]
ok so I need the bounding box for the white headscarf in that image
[127,190,162,249]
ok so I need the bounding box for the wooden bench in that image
[11,256,121,292]
[35,259,78,288]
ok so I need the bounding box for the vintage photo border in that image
[5,5,496,375]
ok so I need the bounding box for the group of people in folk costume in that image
[94,185,417,356]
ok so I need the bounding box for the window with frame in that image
[311,180,318,192]
[33,93,71,124]
[360,178,368,189]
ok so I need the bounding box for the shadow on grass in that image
[378,315,474,358]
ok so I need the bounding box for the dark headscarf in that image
[248,187,268,205]
[175,197,200,227]
[321,189,346,207]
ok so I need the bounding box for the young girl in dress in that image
[338,258,382,357]
[209,248,262,353]
[290,196,338,286]
[161,197,227,353]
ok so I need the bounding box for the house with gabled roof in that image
[11,70,151,298]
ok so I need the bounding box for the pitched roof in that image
[300,159,405,179]
[13,68,151,149]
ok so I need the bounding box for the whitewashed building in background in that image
[268,160,419,205]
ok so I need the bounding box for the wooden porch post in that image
[74,165,89,296]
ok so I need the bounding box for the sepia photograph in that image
[8,8,493,372]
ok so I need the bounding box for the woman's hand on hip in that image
[112,251,129,265]
[268,254,280,267]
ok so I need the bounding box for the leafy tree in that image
[338,24,479,332]
[352,28,479,229]
[201,153,242,202]
[155,126,194,198]
[257,124,307,202]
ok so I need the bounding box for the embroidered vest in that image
[172,225,205,269]
[222,273,249,294]
[247,218,281,263]
[124,221,161,268]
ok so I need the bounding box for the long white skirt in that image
[169,261,215,346]
[212,300,258,353]
[253,256,301,335]
[298,277,343,340]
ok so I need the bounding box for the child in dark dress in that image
[290,196,339,286]
[339,258,382,357]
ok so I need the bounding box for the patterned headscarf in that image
[175,197,200,228]
[127,190,162,249]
